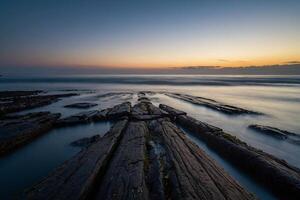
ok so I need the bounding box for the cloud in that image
[283,61,300,64]
[217,59,230,62]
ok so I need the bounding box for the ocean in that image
[0,74,300,199]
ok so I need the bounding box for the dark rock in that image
[165,93,262,115]
[0,90,42,100]
[70,135,100,148]
[94,108,111,120]
[106,102,131,119]
[25,103,256,200]
[145,140,166,200]
[248,124,298,139]
[94,121,149,200]
[138,97,150,102]
[0,92,77,116]
[159,104,187,116]
[171,107,300,199]
[0,112,60,155]
[131,102,168,121]
[147,119,255,200]
[64,102,98,109]
[56,110,100,126]
[26,120,128,200]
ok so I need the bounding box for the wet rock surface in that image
[56,110,102,126]
[165,92,262,115]
[64,102,98,109]
[249,124,299,139]
[0,90,43,100]
[3,91,299,199]
[161,105,300,199]
[0,91,77,116]
[106,101,131,119]
[0,112,60,155]
[26,101,256,200]
[70,135,100,148]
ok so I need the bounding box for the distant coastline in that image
[1,64,300,76]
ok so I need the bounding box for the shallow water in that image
[0,122,110,198]
[0,75,299,198]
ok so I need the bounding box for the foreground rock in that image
[70,135,100,148]
[94,121,150,199]
[0,92,77,116]
[0,112,60,155]
[160,105,300,199]
[106,102,131,119]
[165,93,261,115]
[147,118,255,200]
[26,120,128,200]
[64,102,98,109]
[26,103,255,200]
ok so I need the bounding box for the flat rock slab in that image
[94,121,149,200]
[0,112,60,155]
[165,93,261,115]
[24,103,258,200]
[64,102,98,109]
[0,92,77,116]
[159,104,187,116]
[26,120,128,200]
[131,102,168,121]
[0,90,42,100]
[56,110,101,126]
[106,102,131,119]
[148,119,255,200]
[171,107,300,199]
[249,124,299,139]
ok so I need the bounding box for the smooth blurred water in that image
[0,75,299,199]
[0,122,111,198]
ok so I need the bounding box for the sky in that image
[0,0,300,70]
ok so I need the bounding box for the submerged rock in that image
[248,124,298,139]
[70,135,100,148]
[56,110,101,126]
[0,90,42,100]
[64,102,98,109]
[159,104,187,116]
[165,93,262,115]
[0,112,60,155]
[0,92,77,116]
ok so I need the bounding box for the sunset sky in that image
[0,0,300,69]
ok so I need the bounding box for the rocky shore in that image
[0,91,77,116]
[0,91,299,199]
[26,100,256,200]
[160,105,300,199]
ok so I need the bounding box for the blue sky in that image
[0,0,300,68]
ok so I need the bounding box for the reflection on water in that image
[0,122,111,198]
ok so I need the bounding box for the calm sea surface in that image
[0,75,300,199]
